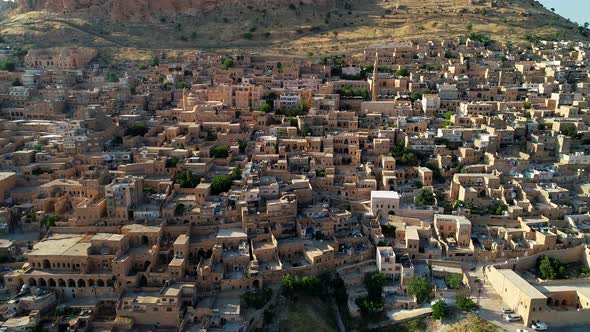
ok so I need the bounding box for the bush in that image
[445,274,463,289]
[456,295,476,311]
[432,299,449,320]
[355,296,384,318]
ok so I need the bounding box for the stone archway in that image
[38,279,47,287]
[58,279,66,287]
[68,279,76,288]
[49,278,56,287]
[97,279,105,287]
[77,279,86,288]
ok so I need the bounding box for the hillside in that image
[1,0,588,60]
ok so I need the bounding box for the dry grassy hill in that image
[0,0,587,60]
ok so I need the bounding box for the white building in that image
[370,190,400,216]
[376,246,396,279]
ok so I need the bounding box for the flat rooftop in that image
[371,191,400,199]
[217,228,247,239]
[27,234,89,257]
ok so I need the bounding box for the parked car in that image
[502,308,514,314]
[516,329,529,332]
[531,322,548,331]
[505,314,522,322]
[470,307,480,315]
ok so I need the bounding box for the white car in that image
[531,322,548,331]
[505,314,522,322]
[502,307,514,314]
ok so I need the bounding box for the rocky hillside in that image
[2,0,588,60]
[15,0,334,21]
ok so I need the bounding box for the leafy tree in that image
[560,126,577,137]
[364,271,386,300]
[32,144,43,152]
[523,101,532,110]
[0,60,16,71]
[401,152,418,166]
[537,255,566,280]
[432,299,449,320]
[222,57,235,70]
[150,54,160,67]
[355,296,384,318]
[125,123,148,136]
[42,214,61,228]
[210,146,229,159]
[382,224,396,237]
[105,71,119,82]
[410,92,423,101]
[211,175,232,194]
[175,168,200,188]
[243,32,254,40]
[175,204,186,216]
[416,189,435,207]
[456,295,476,311]
[396,67,410,77]
[241,287,273,309]
[257,103,272,113]
[444,111,456,120]
[407,277,433,303]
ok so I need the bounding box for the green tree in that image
[125,123,148,136]
[537,255,566,280]
[105,71,119,82]
[432,299,449,320]
[210,146,229,159]
[175,168,200,188]
[396,67,410,77]
[364,271,386,300]
[382,224,396,237]
[416,189,435,207]
[445,274,463,289]
[241,287,273,309]
[407,277,433,303]
[211,175,233,195]
[257,103,272,113]
[151,54,160,67]
[456,295,476,311]
[222,57,235,70]
[0,60,16,71]
[444,111,456,120]
[32,144,43,152]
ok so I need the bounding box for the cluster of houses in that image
[0,37,588,330]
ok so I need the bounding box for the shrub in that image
[432,299,449,320]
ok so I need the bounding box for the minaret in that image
[182,88,187,111]
[371,52,379,102]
